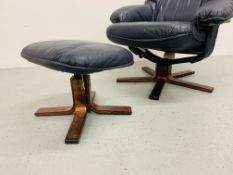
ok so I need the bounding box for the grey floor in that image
[0,58,233,175]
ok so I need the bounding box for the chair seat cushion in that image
[107,22,207,53]
[21,40,134,74]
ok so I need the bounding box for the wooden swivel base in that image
[35,75,132,144]
[117,64,214,100]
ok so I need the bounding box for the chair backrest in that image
[145,0,206,21]
[144,0,220,61]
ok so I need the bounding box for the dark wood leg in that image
[142,66,155,76]
[149,78,166,100]
[65,108,87,144]
[91,94,132,115]
[35,106,74,117]
[168,78,214,93]
[172,70,195,79]
[83,75,132,115]
[65,77,87,144]
[91,103,132,115]
[117,77,154,83]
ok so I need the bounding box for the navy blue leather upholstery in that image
[21,40,134,74]
[107,0,233,61]
[146,0,204,22]
[110,5,154,23]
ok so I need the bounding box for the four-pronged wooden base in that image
[35,75,132,144]
[117,64,214,100]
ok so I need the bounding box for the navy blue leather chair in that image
[107,0,233,100]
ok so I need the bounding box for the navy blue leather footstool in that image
[21,40,134,144]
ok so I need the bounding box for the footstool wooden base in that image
[36,74,132,144]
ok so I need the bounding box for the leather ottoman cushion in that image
[21,40,134,74]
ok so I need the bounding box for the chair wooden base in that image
[117,64,214,100]
[35,75,132,144]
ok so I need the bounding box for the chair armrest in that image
[196,0,233,26]
[201,19,231,27]
[110,5,153,23]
